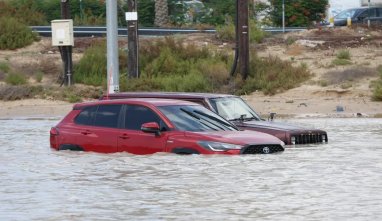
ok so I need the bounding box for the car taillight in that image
[50,127,59,136]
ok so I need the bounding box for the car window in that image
[93,105,122,128]
[335,9,358,19]
[74,105,98,126]
[124,105,163,130]
[359,8,376,18]
[377,8,382,16]
[209,97,261,121]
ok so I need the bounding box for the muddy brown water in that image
[0,117,381,220]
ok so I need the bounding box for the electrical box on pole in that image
[51,20,74,46]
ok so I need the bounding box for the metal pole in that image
[79,0,83,21]
[368,0,371,28]
[282,0,285,33]
[238,0,249,79]
[127,0,139,79]
[106,0,120,94]
[60,0,73,86]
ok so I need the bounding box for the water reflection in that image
[0,118,381,220]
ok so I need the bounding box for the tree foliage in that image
[269,0,328,27]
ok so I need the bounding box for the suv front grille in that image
[241,145,284,154]
[292,133,327,144]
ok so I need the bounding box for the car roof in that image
[102,92,237,100]
[73,98,199,109]
[346,6,380,10]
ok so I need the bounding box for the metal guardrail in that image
[31,26,216,37]
[31,26,306,37]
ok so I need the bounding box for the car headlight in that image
[198,141,243,152]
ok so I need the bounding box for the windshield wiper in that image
[193,110,238,130]
[230,114,259,122]
[180,108,219,131]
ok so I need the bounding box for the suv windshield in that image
[209,97,261,121]
[335,9,358,19]
[158,105,237,132]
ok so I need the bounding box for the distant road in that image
[31,26,306,37]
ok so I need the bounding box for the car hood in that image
[234,120,323,133]
[185,130,283,145]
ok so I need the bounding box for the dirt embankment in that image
[1,26,382,118]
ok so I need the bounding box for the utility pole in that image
[368,0,371,27]
[282,0,285,33]
[126,0,139,78]
[60,0,73,86]
[238,0,249,79]
[106,0,119,94]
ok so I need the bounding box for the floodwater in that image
[0,117,381,221]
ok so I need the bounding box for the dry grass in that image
[286,45,304,56]
[322,67,378,85]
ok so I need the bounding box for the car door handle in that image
[119,134,130,139]
[81,130,91,135]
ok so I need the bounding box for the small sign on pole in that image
[125,12,138,21]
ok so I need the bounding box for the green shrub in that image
[336,49,351,60]
[74,41,107,86]
[332,58,352,66]
[340,81,353,89]
[5,72,27,85]
[78,36,311,95]
[237,52,311,95]
[319,80,329,87]
[216,19,268,43]
[35,71,43,83]
[0,1,46,25]
[0,16,39,50]
[0,62,10,73]
[372,66,382,101]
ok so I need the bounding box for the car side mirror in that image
[141,122,161,136]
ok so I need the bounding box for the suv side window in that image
[125,105,165,130]
[93,105,122,128]
[359,8,377,19]
[377,8,382,17]
[74,105,98,126]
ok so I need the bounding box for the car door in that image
[118,104,169,154]
[71,104,123,153]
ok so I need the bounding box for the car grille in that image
[241,145,284,154]
[292,133,327,144]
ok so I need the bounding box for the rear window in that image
[94,105,122,128]
[74,104,122,128]
[74,106,98,126]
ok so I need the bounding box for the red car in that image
[50,99,284,154]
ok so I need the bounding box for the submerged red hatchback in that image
[50,99,285,155]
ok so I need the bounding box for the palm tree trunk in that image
[154,0,169,27]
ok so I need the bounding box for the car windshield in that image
[209,97,261,121]
[158,105,238,132]
[335,9,358,19]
